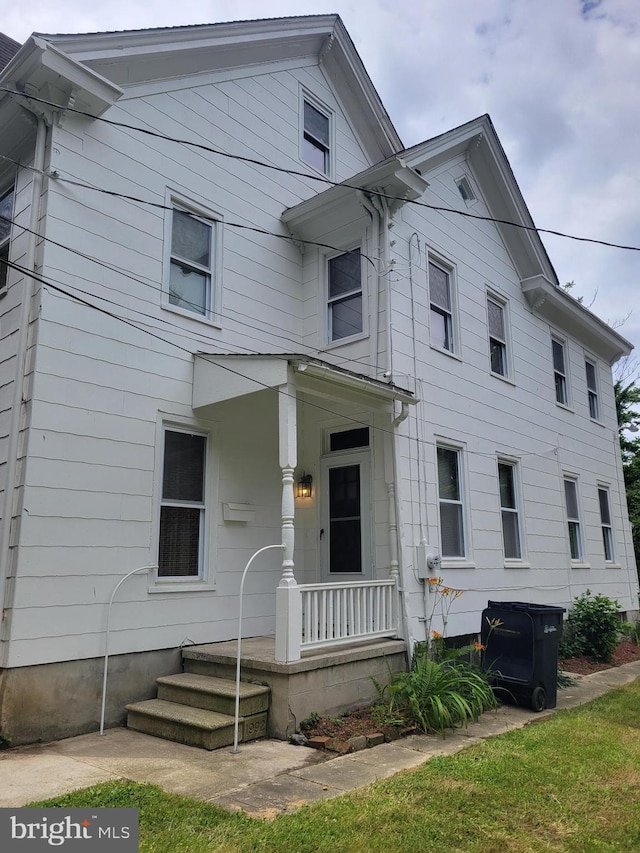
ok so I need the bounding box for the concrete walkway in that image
[1,661,639,819]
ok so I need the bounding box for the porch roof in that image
[192,353,417,409]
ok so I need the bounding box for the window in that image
[563,477,583,562]
[429,261,454,352]
[302,98,331,175]
[167,201,219,319]
[487,295,508,377]
[456,176,475,202]
[0,186,14,295]
[585,359,599,419]
[437,446,465,557]
[598,487,615,562]
[328,248,362,341]
[498,461,521,559]
[552,337,568,405]
[158,428,206,578]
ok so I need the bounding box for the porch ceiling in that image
[192,353,417,409]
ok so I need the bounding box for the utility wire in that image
[2,87,639,253]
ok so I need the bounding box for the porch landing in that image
[183,637,408,740]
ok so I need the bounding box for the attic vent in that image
[456,177,475,202]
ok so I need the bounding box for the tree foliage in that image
[614,365,640,578]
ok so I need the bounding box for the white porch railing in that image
[299,579,398,652]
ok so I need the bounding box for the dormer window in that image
[302,96,331,176]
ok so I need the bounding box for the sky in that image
[3,0,639,371]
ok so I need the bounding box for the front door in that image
[321,449,372,580]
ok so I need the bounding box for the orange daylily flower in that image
[432,630,443,639]
[473,641,485,651]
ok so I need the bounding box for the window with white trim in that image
[598,487,615,562]
[158,428,207,578]
[437,445,466,557]
[552,337,568,405]
[585,359,599,420]
[167,200,220,320]
[563,477,583,562]
[487,294,509,377]
[498,460,521,559]
[302,98,331,175]
[429,260,454,353]
[327,248,362,341]
[0,186,14,295]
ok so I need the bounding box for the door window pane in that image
[329,465,362,573]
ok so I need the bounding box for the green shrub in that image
[560,590,621,662]
[384,646,497,734]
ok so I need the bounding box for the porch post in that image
[275,376,302,663]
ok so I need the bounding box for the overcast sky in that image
[4,0,639,369]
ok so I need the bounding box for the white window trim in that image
[597,484,617,564]
[299,87,335,179]
[149,415,217,593]
[486,289,513,382]
[563,474,588,567]
[322,241,368,347]
[497,457,526,564]
[585,355,601,422]
[551,334,571,409]
[454,173,477,206]
[428,255,459,357]
[0,184,14,298]
[436,440,473,565]
[162,188,223,327]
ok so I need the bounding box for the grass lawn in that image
[32,680,640,852]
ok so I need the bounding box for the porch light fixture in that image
[296,472,313,499]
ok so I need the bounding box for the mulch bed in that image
[559,639,640,675]
[300,641,640,753]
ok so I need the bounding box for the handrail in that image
[100,565,156,735]
[232,543,285,754]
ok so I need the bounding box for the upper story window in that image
[159,427,207,579]
[302,98,331,176]
[563,477,583,562]
[0,186,14,296]
[429,260,455,353]
[552,337,569,406]
[327,248,362,342]
[498,460,522,559]
[437,445,466,558]
[598,487,615,562]
[456,176,475,202]
[165,194,222,323]
[585,359,600,420]
[487,294,509,377]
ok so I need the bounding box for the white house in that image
[0,15,637,746]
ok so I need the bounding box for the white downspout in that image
[0,116,48,664]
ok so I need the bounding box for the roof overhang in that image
[521,275,633,364]
[193,354,416,409]
[282,157,428,242]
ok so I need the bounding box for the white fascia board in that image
[293,360,416,404]
[521,275,633,364]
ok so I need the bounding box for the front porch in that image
[183,635,408,739]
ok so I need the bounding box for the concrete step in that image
[126,698,267,750]
[156,673,269,717]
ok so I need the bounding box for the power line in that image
[2,87,639,254]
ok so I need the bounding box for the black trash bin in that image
[481,601,565,711]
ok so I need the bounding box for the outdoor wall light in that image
[296,473,313,498]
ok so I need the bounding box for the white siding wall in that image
[388,157,638,640]
[7,62,375,667]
